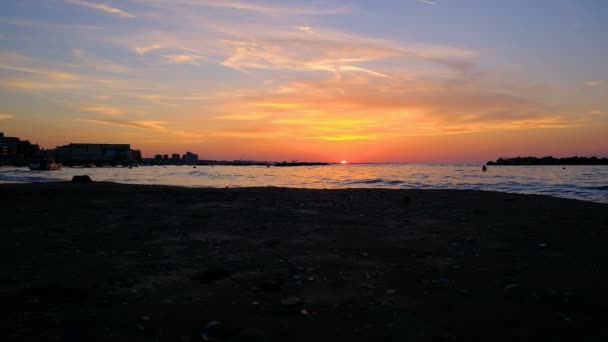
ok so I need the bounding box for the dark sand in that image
[1,182,608,341]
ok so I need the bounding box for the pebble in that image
[386,289,396,295]
[504,284,521,292]
[280,297,302,307]
[201,321,228,342]
[300,309,310,316]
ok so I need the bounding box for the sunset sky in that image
[0,0,607,162]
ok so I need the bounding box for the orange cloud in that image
[66,0,135,18]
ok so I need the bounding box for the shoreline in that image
[1,182,608,341]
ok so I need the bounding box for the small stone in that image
[386,289,396,295]
[537,243,548,248]
[201,321,228,342]
[300,309,310,316]
[504,284,521,292]
[280,297,302,307]
[136,324,145,332]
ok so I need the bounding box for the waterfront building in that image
[0,132,42,163]
[52,143,137,165]
[183,151,199,164]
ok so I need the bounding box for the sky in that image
[0,0,607,163]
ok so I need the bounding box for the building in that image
[131,149,142,162]
[171,153,181,163]
[0,132,42,163]
[52,143,137,165]
[183,151,199,164]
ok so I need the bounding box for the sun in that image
[341,160,348,164]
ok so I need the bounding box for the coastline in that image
[2,182,608,341]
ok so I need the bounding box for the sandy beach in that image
[1,182,607,341]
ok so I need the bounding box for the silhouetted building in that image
[154,154,162,161]
[52,143,135,165]
[163,154,169,161]
[131,149,142,162]
[0,132,42,163]
[183,151,199,164]
[171,153,181,163]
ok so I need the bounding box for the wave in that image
[0,174,64,183]
[344,178,403,186]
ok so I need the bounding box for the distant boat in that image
[29,159,62,171]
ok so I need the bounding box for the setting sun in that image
[341,160,348,164]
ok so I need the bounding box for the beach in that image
[1,182,608,341]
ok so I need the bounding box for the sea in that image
[1,164,607,204]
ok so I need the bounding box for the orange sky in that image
[1,0,607,162]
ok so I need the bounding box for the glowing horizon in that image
[1,0,607,163]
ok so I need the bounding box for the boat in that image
[29,159,62,171]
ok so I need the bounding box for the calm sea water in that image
[1,164,607,203]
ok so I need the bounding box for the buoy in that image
[482,165,488,172]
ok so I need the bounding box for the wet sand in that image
[1,182,608,341]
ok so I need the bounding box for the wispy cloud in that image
[296,25,314,33]
[141,0,349,16]
[0,60,80,81]
[0,114,15,120]
[415,0,437,5]
[585,80,604,87]
[78,118,169,132]
[163,54,202,65]
[66,0,135,18]
[134,44,163,55]
[79,104,124,116]
[71,48,130,74]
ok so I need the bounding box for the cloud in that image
[71,48,130,74]
[212,22,476,78]
[220,37,404,76]
[163,54,202,65]
[215,113,270,120]
[0,114,15,120]
[132,94,210,101]
[415,0,437,5]
[585,80,604,87]
[203,69,594,141]
[134,44,163,55]
[78,118,169,132]
[0,62,80,81]
[66,0,135,18]
[79,104,124,116]
[141,0,348,16]
[296,25,313,33]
